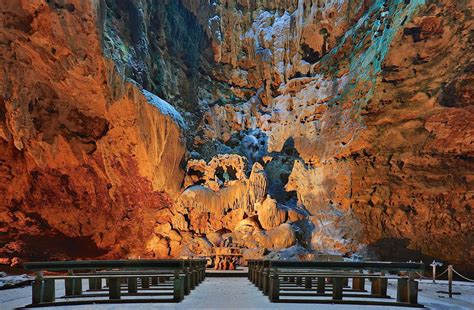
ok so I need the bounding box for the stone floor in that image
[1,277,473,309]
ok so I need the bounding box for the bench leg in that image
[184,273,190,295]
[173,276,184,302]
[371,278,388,296]
[32,279,43,304]
[269,274,280,302]
[263,272,269,295]
[109,278,121,300]
[408,280,419,304]
[141,277,150,289]
[343,277,348,287]
[151,276,158,286]
[88,277,101,290]
[289,276,295,283]
[43,279,55,302]
[128,277,138,294]
[317,277,325,294]
[305,277,312,289]
[73,279,82,295]
[159,276,166,283]
[88,278,96,290]
[397,278,420,304]
[258,270,263,290]
[332,278,343,300]
[296,277,302,286]
[352,277,365,291]
[397,278,408,302]
[65,278,74,296]
[192,270,197,288]
[66,277,81,296]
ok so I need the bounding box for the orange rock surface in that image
[0,0,472,274]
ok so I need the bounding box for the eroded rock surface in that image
[0,0,472,273]
[0,0,185,260]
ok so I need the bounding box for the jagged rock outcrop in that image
[0,0,185,261]
[0,0,472,274]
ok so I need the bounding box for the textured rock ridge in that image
[0,0,472,274]
[0,0,185,261]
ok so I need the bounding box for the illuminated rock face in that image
[0,0,185,261]
[0,0,473,273]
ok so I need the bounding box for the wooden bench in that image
[247,260,424,307]
[23,259,206,306]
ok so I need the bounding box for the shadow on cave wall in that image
[365,238,474,277]
[266,137,302,204]
[19,233,109,261]
[365,238,436,262]
[102,0,218,114]
[1,210,109,262]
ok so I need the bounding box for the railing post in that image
[448,265,453,298]
[430,260,442,284]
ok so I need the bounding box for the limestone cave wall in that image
[0,0,472,273]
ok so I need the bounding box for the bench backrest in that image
[268,260,424,272]
[23,259,189,272]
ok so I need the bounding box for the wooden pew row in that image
[247,259,424,307]
[23,259,207,306]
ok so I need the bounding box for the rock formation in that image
[0,0,472,274]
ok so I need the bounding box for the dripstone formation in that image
[1,0,472,274]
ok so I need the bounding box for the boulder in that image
[254,223,296,250]
[256,196,287,230]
